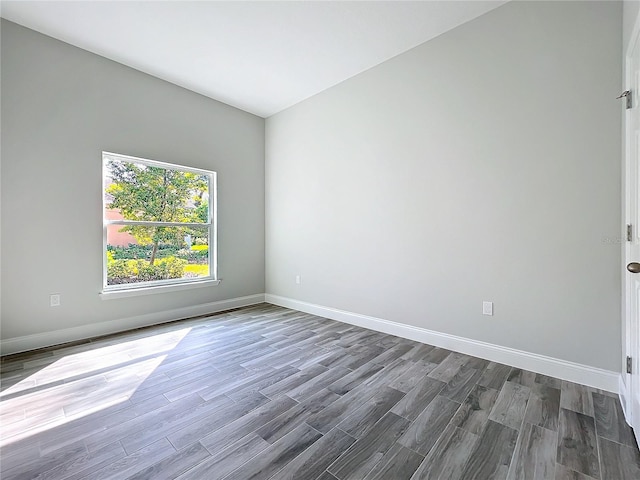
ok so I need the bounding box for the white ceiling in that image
[1,1,507,117]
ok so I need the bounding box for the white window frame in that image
[102,151,217,293]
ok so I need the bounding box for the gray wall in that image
[266,1,623,371]
[1,20,265,341]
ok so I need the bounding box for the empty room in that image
[1,0,640,479]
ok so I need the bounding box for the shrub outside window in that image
[103,152,216,291]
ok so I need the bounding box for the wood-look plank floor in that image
[0,304,638,480]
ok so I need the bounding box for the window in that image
[103,152,216,291]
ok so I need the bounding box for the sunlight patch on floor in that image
[0,327,192,447]
[1,328,191,397]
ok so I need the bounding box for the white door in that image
[624,23,640,446]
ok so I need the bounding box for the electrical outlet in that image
[295,275,301,285]
[482,301,493,316]
[50,294,61,307]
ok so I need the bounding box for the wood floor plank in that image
[477,362,512,390]
[524,384,560,432]
[388,362,436,393]
[199,394,298,453]
[270,330,316,349]
[162,368,232,402]
[78,438,176,480]
[240,346,304,370]
[327,362,385,396]
[0,441,43,475]
[259,364,329,398]
[507,368,538,388]
[397,395,461,456]
[313,349,352,369]
[316,472,340,480]
[506,422,557,480]
[197,368,271,401]
[336,386,405,438]
[335,330,371,348]
[390,376,445,421]
[440,365,485,403]
[37,394,169,456]
[222,423,322,480]
[560,381,594,417]
[427,352,469,383]
[488,381,530,431]
[411,424,479,480]
[371,343,414,365]
[556,409,599,478]
[177,434,270,480]
[2,441,122,480]
[553,464,597,480]
[57,443,129,480]
[459,420,519,480]
[305,383,380,434]
[208,346,277,373]
[327,412,411,480]
[256,388,340,444]
[84,393,205,452]
[127,442,211,480]
[376,335,409,349]
[120,393,236,454]
[290,346,336,370]
[463,356,490,371]
[225,366,301,401]
[596,436,640,480]
[592,392,636,447]
[336,346,385,370]
[270,428,356,480]
[287,366,351,402]
[167,391,269,450]
[401,344,434,362]
[364,358,414,389]
[361,442,424,480]
[452,384,500,435]
[534,374,562,390]
[422,347,452,364]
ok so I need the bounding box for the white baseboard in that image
[619,374,631,425]
[1,294,266,356]
[266,294,620,393]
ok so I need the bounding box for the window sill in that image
[100,279,221,300]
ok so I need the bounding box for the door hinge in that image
[618,90,633,109]
[627,224,633,242]
[627,356,633,374]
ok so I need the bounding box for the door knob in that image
[627,262,640,273]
